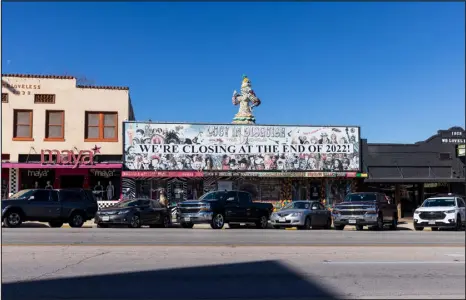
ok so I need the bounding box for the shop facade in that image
[361,126,465,218]
[1,74,135,203]
[122,122,367,210]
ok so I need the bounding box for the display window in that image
[89,169,121,200]
[19,169,56,190]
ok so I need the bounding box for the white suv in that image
[413,194,465,231]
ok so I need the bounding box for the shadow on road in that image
[3,260,340,300]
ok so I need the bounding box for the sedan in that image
[269,200,332,230]
[95,199,170,228]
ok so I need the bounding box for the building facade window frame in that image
[44,110,65,141]
[84,111,118,142]
[13,109,34,141]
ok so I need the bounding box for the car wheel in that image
[414,226,424,231]
[162,215,170,228]
[3,211,23,228]
[389,216,398,230]
[97,223,108,228]
[355,225,364,231]
[48,221,63,228]
[128,215,141,228]
[324,217,332,229]
[69,212,85,228]
[256,215,269,229]
[334,225,345,230]
[431,227,439,231]
[180,222,194,229]
[302,217,311,230]
[211,213,225,229]
[228,223,241,229]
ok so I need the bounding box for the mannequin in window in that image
[159,188,168,208]
[34,181,40,189]
[94,181,104,200]
[106,181,114,200]
[45,181,53,190]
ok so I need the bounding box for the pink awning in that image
[1,163,122,169]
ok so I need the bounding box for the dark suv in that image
[2,188,98,228]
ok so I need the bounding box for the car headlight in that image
[414,210,420,215]
[290,212,302,217]
[271,213,278,218]
[445,210,456,214]
[118,210,130,214]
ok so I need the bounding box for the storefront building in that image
[1,74,135,201]
[121,122,367,209]
[361,127,465,218]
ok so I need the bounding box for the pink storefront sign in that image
[1,163,122,169]
[122,171,204,178]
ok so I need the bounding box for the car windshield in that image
[114,200,141,208]
[422,198,455,207]
[198,191,227,201]
[8,189,35,199]
[283,201,311,210]
[344,193,377,202]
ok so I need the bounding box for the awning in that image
[1,163,122,169]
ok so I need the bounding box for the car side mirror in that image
[28,196,35,201]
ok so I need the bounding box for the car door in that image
[457,198,466,221]
[237,192,251,222]
[224,191,240,222]
[310,202,324,226]
[149,200,163,224]
[25,190,61,219]
[59,190,86,219]
[136,200,152,224]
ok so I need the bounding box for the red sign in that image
[40,149,94,168]
[122,171,204,178]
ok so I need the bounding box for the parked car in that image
[413,194,466,231]
[95,198,171,228]
[1,188,98,228]
[270,200,332,230]
[178,190,274,229]
[332,192,398,231]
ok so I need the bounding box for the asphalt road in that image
[2,227,465,247]
[2,245,465,299]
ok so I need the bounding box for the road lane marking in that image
[2,244,465,248]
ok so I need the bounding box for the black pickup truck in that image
[332,192,398,231]
[177,190,274,229]
[2,188,98,228]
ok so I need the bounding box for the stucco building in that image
[1,74,135,199]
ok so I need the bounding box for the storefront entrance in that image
[60,175,85,189]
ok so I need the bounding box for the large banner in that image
[123,123,360,172]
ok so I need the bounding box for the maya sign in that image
[40,149,94,168]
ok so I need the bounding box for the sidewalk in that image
[13,219,418,231]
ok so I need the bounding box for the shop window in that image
[45,110,65,141]
[2,93,8,103]
[85,111,118,142]
[13,110,33,141]
[34,94,56,104]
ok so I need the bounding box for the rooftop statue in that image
[232,75,261,124]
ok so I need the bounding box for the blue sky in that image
[2,2,464,143]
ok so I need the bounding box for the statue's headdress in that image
[241,74,251,88]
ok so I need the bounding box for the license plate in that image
[184,217,191,222]
[279,218,286,222]
[348,220,357,224]
[428,220,435,225]
[102,216,110,221]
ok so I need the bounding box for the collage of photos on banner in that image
[123,123,361,172]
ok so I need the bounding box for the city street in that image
[2,229,465,299]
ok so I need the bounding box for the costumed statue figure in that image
[232,75,261,124]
